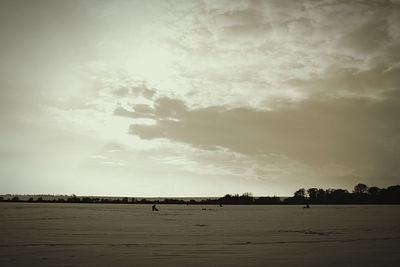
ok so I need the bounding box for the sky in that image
[1,0,400,197]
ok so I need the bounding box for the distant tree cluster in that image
[283,184,400,204]
[217,193,280,205]
[0,195,137,204]
[1,184,399,205]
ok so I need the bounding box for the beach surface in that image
[1,203,399,266]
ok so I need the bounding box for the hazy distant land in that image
[2,183,400,205]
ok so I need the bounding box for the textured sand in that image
[1,203,399,266]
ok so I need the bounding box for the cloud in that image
[119,89,400,183]
[339,19,389,55]
[147,0,400,110]
[110,83,156,99]
[287,63,400,99]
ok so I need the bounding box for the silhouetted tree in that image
[331,189,350,203]
[283,188,308,204]
[367,186,380,196]
[307,188,318,202]
[254,196,281,204]
[354,183,368,194]
[163,198,185,204]
[317,189,326,203]
[294,188,306,199]
[217,193,254,204]
[67,196,80,203]
[138,198,148,203]
[239,193,254,204]
[386,185,400,203]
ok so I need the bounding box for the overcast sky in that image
[1,0,400,197]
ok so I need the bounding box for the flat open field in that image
[1,203,399,266]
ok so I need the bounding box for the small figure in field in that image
[304,204,310,209]
[152,204,159,211]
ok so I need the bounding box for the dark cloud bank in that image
[116,86,400,185]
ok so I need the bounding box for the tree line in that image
[284,183,400,204]
[1,183,399,205]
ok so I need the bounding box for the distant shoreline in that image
[1,200,400,205]
[1,183,400,205]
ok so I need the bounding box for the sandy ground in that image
[1,203,399,266]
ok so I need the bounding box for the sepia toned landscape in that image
[1,0,400,265]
